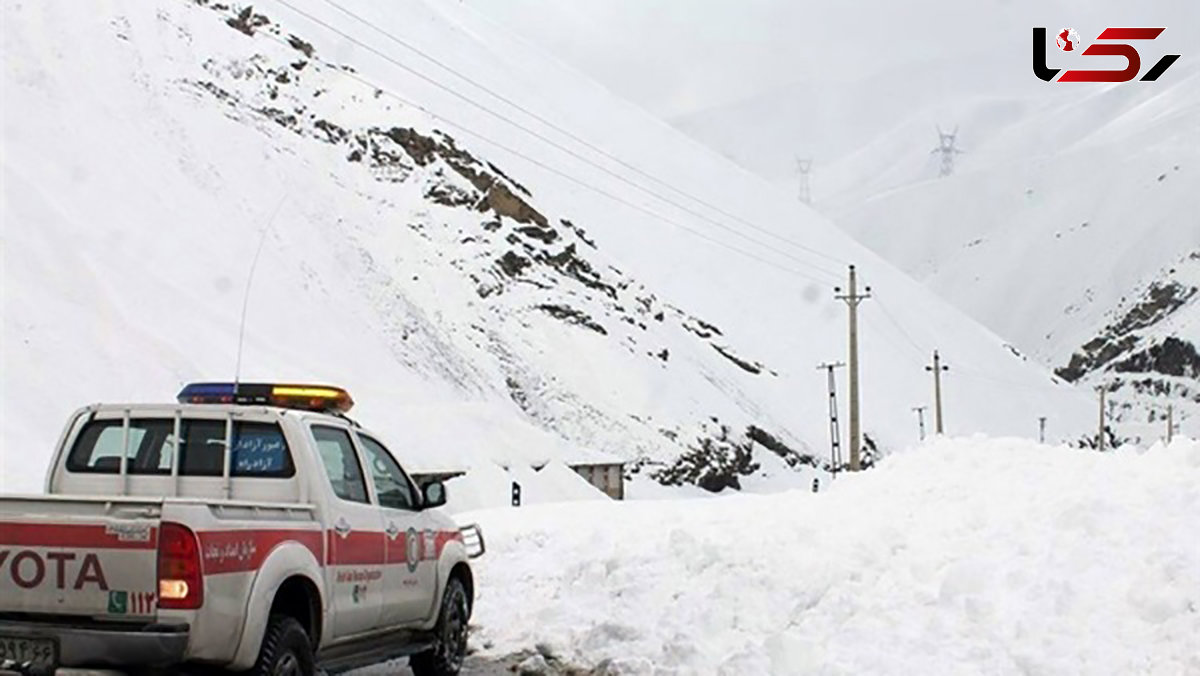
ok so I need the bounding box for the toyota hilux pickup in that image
[0,383,485,676]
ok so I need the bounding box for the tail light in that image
[158,522,203,609]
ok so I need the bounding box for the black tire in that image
[248,614,315,676]
[410,577,470,676]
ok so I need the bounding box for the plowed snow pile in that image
[462,437,1200,674]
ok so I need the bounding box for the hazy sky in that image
[461,0,1198,118]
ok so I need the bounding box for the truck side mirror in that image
[422,481,447,509]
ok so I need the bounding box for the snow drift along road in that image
[458,437,1200,675]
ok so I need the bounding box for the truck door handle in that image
[385,522,400,539]
[334,518,352,536]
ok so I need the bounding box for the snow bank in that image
[441,460,609,513]
[463,437,1200,674]
[377,403,620,475]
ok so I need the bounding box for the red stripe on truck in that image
[384,531,407,564]
[326,530,385,566]
[183,527,463,574]
[434,530,464,557]
[0,523,157,550]
[198,529,324,575]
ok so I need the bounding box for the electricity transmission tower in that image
[835,265,871,471]
[817,362,846,477]
[931,125,963,177]
[925,350,949,434]
[912,406,928,441]
[795,157,813,204]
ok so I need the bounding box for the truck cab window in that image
[66,421,148,472]
[358,434,416,510]
[176,420,294,477]
[311,425,369,504]
[67,419,171,474]
[67,419,293,477]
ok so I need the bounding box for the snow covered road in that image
[457,437,1200,674]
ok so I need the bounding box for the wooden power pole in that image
[912,406,927,441]
[1038,416,1047,443]
[817,362,846,477]
[1097,386,1107,452]
[835,265,871,471]
[925,350,949,434]
[1166,404,1174,444]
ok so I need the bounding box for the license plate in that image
[0,634,58,669]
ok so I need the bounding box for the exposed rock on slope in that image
[182,0,795,482]
[1057,251,1200,441]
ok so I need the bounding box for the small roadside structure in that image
[380,403,626,506]
[569,461,625,500]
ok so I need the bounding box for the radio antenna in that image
[234,195,288,388]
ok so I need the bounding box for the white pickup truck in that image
[0,383,484,676]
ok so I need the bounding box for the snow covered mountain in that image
[1,0,1093,494]
[670,19,1199,443]
[822,67,1200,442]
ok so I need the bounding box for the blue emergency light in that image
[177,382,354,413]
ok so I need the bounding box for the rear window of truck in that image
[66,419,295,478]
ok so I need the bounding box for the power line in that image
[266,0,847,277]
[872,293,1072,394]
[954,367,1064,392]
[312,0,842,268]
[234,14,842,286]
[870,293,928,358]
[197,3,1102,414]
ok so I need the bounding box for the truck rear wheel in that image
[249,614,315,676]
[410,577,469,676]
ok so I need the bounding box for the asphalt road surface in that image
[161,654,523,676]
[375,650,600,675]
[347,651,550,675]
[393,655,516,674]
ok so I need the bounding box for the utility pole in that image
[796,157,813,205]
[925,350,949,434]
[817,361,846,477]
[912,406,927,441]
[835,265,871,471]
[1166,404,1174,444]
[1097,386,1107,452]
[1038,416,1047,443]
[931,125,963,177]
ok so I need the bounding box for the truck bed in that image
[1,495,165,621]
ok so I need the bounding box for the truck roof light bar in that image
[176,382,354,413]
